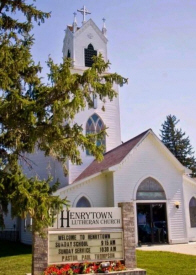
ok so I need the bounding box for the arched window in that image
[67,49,71,58]
[189,197,196,228]
[136,177,166,200]
[86,114,105,155]
[76,196,91,207]
[85,44,97,67]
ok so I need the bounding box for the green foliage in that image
[160,115,196,177]
[0,1,127,233]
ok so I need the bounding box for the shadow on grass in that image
[0,240,32,257]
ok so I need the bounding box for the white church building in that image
[2,7,196,246]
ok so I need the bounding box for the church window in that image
[86,114,105,155]
[85,44,97,67]
[189,197,196,227]
[76,196,91,207]
[67,49,71,58]
[136,177,166,200]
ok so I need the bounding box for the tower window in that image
[86,113,105,155]
[85,44,97,67]
[67,49,71,58]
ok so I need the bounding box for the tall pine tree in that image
[160,115,196,177]
[0,0,127,234]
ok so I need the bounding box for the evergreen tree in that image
[0,0,127,233]
[160,115,196,177]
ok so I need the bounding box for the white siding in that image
[20,218,32,245]
[62,28,74,59]
[183,176,196,241]
[68,90,121,183]
[1,204,18,230]
[113,134,187,244]
[59,174,108,207]
[21,150,68,189]
[106,172,114,207]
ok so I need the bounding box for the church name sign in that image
[52,207,122,229]
[49,208,123,265]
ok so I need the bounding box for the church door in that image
[137,203,168,244]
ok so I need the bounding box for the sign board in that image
[48,231,123,264]
[52,207,122,229]
[49,207,123,265]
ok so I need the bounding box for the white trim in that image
[133,175,168,201]
[74,19,108,43]
[169,238,189,244]
[49,229,122,234]
[72,193,94,207]
[119,131,151,168]
[148,131,186,172]
[183,174,196,186]
[56,171,102,196]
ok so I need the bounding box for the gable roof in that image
[73,129,150,183]
[74,19,108,43]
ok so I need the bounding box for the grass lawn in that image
[0,240,31,275]
[137,250,196,275]
[0,240,196,275]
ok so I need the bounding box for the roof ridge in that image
[103,128,151,156]
[72,129,151,184]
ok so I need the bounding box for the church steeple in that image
[62,7,108,68]
[62,8,121,184]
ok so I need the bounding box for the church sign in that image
[52,207,122,229]
[48,231,123,264]
[49,207,123,264]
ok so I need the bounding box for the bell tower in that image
[62,6,108,69]
[62,7,122,184]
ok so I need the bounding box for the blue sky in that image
[30,0,196,150]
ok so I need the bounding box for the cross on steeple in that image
[77,5,91,24]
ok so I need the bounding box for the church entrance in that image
[136,177,168,245]
[137,203,168,244]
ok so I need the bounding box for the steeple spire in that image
[72,12,77,33]
[77,5,91,24]
[102,18,107,37]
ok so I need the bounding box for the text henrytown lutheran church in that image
[2,6,196,246]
